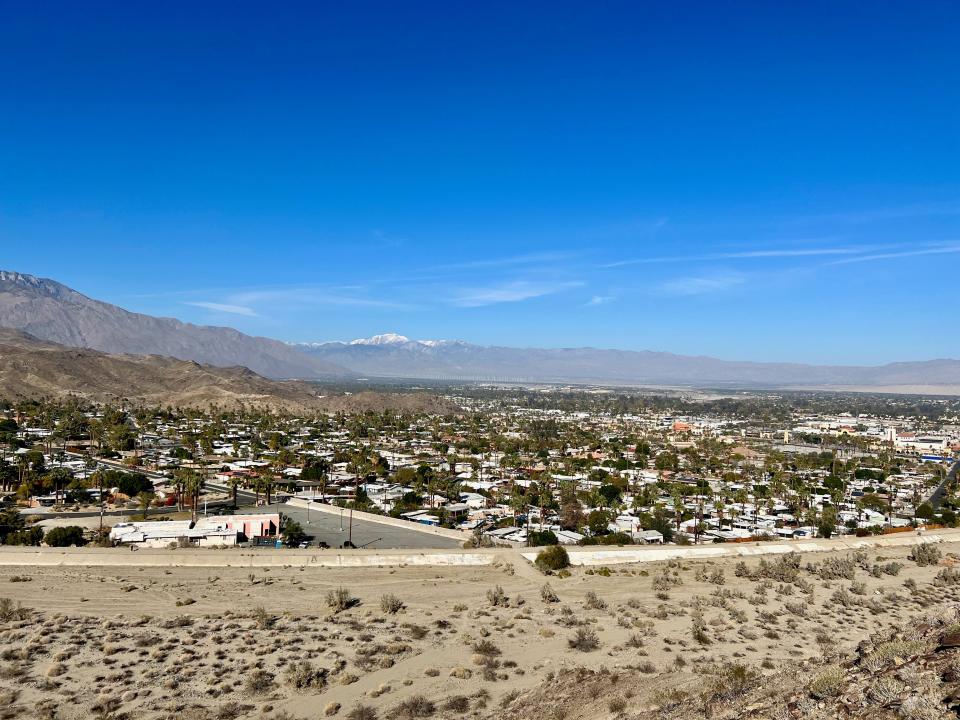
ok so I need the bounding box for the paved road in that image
[927,459,960,510]
[272,500,463,550]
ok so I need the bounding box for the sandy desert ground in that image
[2,540,960,720]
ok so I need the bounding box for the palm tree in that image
[228,475,242,509]
[714,496,726,530]
[138,491,155,520]
[178,469,202,522]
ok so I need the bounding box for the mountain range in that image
[1,270,959,394]
[293,333,960,392]
[0,271,347,379]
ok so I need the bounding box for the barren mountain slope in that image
[0,329,455,413]
[0,271,349,379]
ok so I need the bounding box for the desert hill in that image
[0,329,455,413]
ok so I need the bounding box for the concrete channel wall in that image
[523,529,960,566]
[1,528,957,570]
[0,546,495,568]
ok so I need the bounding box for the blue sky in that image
[2,1,959,365]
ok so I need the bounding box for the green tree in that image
[44,526,87,547]
[138,491,156,521]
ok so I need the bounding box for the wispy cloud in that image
[182,301,258,317]
[586,295,614,306]
[658,272,745,297]
[603,244,882,268]
[427,251,580,272]
[798,201,960,225]
[825,243,960,266]
[228,287,413,310]
[452,280,583,307]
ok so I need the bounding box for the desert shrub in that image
[812,556,857,581]
[608,697,627,713]
[244,669,275,695]
[935,568,960,586]
[394,695,436,719]
[691,613,710,645]
[252,606,276,629]
[752,552,801,583]
[868,677,906,704]
[882,561,903,576]
[284,660,327,690]
[327,587,356,613]
[443,696,470,714]
[830,586,859,608]
[346,705,378,720]
[472,639,500,657]
[652,570,682,592]
[909,542,942,567]
[708,568,725,585]
[808,666,844,698]
[584,591,607,610]
[535,545,570,572]
[850,580,867,595]
[540,583,559,603]
[380,593,404,614]
[705,663,759,701]
[784,601,807,617]
[568,628,600,652]
[486,585,508,607]
[0,598,29,622]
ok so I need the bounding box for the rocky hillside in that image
[0,271,349,379]
[497,603,960,720]
[0,329,455,413]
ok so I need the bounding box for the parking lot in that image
[244,501,464,550]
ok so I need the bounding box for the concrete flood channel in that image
[0,527,956,569]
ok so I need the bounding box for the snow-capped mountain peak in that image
[294,333,467,348]
[349,333,411,346]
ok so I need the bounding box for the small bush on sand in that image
[705,663,758,701]
[809,666,844,698]
[472,639,501,657]
[535,545,570,572]
[252,606,276,629]
[284,660,327,690]
[380,594,404,614]
[346,705,378,720]
[0,598,29,622]
[486,586,508,607]
[608,697,627,713]
[568,628,600,652]
[909,542,942,567]
[244,669,275,695]
[691,613,710,645]
[812,556,857,581]
[584,591,607,610]
[327,587,356,613]
[394,694,436,719]
[540,583,559,603]
[443,696,470,714]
